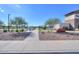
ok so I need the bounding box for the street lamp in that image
[8,14,10,32]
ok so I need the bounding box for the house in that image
[46,25,54,30]
[65,10,79,30]
[53,23,70,30]
[53,10,79,30]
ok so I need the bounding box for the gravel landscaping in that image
[0,32,31,40]
[39,32,79,40]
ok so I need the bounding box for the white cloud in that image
[0,9,4,12]
[15,4,21,8]
[0,8,4,13]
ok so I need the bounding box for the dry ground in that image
[0,30,79,53]
[0,32,31,40]
[39,32,79,40]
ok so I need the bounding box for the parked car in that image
[56,28,65,33]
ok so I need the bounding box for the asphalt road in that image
[0,30,79,53]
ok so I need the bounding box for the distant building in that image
[46,25,54,30]
[53,23,70,30]
[65,10,79,30]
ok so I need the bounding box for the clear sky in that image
[0,4,79,26]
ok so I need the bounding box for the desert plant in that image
[3,29,7,32]
[20,29,24,32]
[16,29,19,32]
[10,30,14,32]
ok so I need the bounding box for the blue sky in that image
[0,4,79,26]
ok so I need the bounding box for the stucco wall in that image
[74,19,79,29]
[65,14,75,29]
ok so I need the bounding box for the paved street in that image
[0,29,79,53]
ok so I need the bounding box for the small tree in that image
[44,18,61,26]
[0,20,4,29]
[10,17,28,32]
[44,18,61,31]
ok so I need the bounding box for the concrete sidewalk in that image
[0,30,79,53]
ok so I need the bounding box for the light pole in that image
[8,14,10,32]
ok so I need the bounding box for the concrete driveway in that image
[0,30,79,53]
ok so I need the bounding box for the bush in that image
[16,29,24,32]
[20,29,24,32]
[47,30,51,32]
[10,30,14,32]
[63,27,68,30]
[16,30,19,32]
[3,29,7,32]
[43,26,47,30]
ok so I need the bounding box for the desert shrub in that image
[43,26,47,30]
[10,30,14,32]
[3,29,7,32]
[20,29,24,32]
[16,30,19,32]
[47,30,51,32]
[63,27,68,30]
[48,30,50,32]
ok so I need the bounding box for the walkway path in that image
[0,29,79,53]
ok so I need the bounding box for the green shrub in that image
[48,30,51,32]
[20,29,24,32]
[16,30,19,32]
[3,29,7,32]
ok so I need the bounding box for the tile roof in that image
[65,10,79,16]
